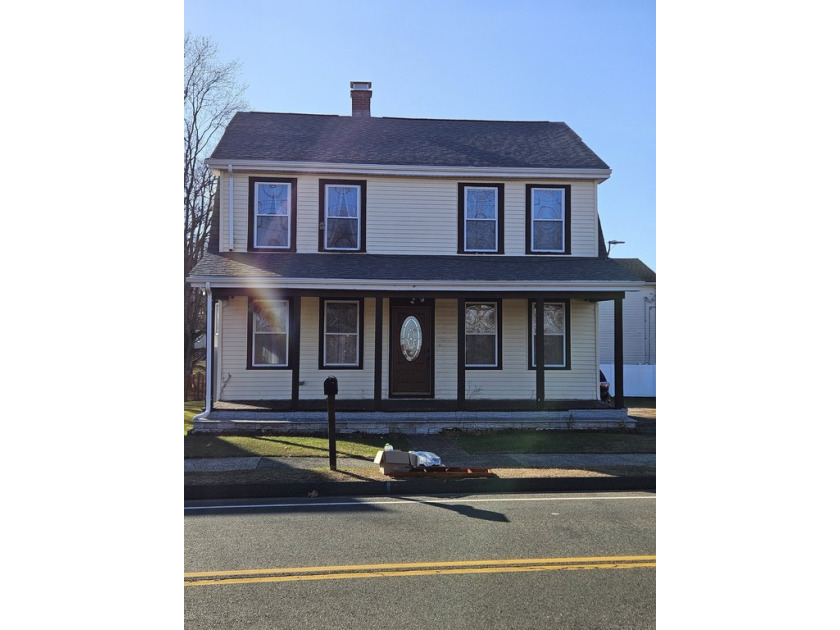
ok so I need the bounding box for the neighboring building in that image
[186,82,645,432]
[598,258,656,397]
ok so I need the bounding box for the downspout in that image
[227,164,234,251]
[192,283,214,421]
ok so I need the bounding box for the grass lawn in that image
[184,402,655,458]
[184,401,408,458]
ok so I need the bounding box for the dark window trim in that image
[525,184,571,255]
[318,297,365,370]
[247,297,293,370]
[457,183,504,254]
[318,179,367,252]
[247,177,297,252]
[464,299,503,370]
[527,298,571,370]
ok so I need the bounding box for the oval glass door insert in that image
[400,316,422,361]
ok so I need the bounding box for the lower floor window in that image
[251,299,289,367]
[531,301,569,368]
[465,301,500,367]
[322,300,362,367]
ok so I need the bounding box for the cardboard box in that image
[373,450,418,474]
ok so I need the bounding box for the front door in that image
[390,301,434,397]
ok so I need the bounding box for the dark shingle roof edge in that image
[187,252,644,286]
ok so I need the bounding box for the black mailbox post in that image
[323,377,338,470]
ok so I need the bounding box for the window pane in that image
[533,221,563,251]
[256,215,289,247]
[254,302,287,333]
[544,335,564,366]
[326,334,358,364]
[465,220,496,251]
[466,189,496,219]
[465,303,496,334]
[533,189,564,220]
[326,217,359,249]
[466,334,496,366]
[545,304,565,335]
[255,333,287,365]
[257,183,289,215]
[327,187,358,218]
[326,302,358,334]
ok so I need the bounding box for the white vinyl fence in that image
[599,364,656,397]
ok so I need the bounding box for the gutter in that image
[185,276,645,293]
[207,159,612,183]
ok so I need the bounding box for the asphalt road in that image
[185,491,656,629]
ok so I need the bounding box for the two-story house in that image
[186,82,645,433]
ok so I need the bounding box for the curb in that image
[184,475,656,500]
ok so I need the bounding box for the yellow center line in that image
[185,556,655,587]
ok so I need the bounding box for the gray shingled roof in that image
[209,112,610,169]
[188,252,640,284]
[612,258,656,282]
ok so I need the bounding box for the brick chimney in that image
[350,81,372,117]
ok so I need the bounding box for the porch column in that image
[203,285,214,413]
[290,297,300,410]
[374,296,382,410]
[613,295,625,408]
[535,297,545,409]
[457,296,465,410]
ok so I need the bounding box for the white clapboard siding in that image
[434,299,458,399]
[221,173,601,257]
[217,297,293,400]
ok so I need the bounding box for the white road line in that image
[185,494,655,511]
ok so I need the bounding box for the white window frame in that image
[463,186,499,253]
[253,181,292,249]
[531,301,567,368]
[324,184,362,251]
[465,301,499,368]
[323,300,361,367]
[530,187,566,253]
[251,299,289,367]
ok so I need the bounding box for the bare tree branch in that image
[184,33,247,378]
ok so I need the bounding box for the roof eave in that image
[186,276,643,292]
[205,159,611,182]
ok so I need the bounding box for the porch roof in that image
[187,252,645,292]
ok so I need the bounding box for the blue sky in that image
[185,0,655,269]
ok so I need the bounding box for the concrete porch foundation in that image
[192,408,632,434]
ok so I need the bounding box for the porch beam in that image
[613,295,625,409]
[211,287,628,301]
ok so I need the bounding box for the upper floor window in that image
[458,183,504,254]
[526,184,571,254]
[320,299,363,368]
[249,299,290,368]
[319,180,366,252]
[248,177,297,251]
[465,301,502,368]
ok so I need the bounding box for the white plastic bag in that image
[409,451,442,467]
